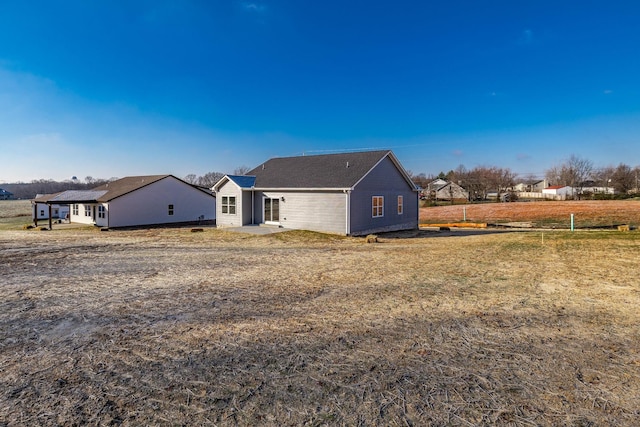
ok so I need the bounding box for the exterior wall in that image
[216,180,245,228]
[255,190,347,234]
[107,177,215,228]
[69,203,97,225]
[435,184,468,201]
[349,156,418,236]
[33,203,69,220]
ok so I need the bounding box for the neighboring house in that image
[212,150,419,236]
[0,188,13,200]
[514,179,548,193]
[32,194,69,221]
[579,180,615,196]
[531,179,549,192]
[432,181,469,202]
[542,185,573,199]
[33,175,215,228]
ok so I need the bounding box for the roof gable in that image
[92,175,171,201]
[227,175,256,188]
[246,150,408,189]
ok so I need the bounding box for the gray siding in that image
[254,191,347,234]
[241,190,253,225]
[350,156,418,235]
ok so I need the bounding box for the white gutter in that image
[249,187,353,192]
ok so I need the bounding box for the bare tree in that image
[183,174,198,184]
[545,155,594,199]
[198,172,225,188]
[488,167,517,202]
[611,163,636,194]
[233,165,251,175]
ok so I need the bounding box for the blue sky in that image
[1,1,639,182]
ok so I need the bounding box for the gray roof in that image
[91,175,171,201]
[45,190,109,203]
[33,175,215,204]
[246,150,407,189]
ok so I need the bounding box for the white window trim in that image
[372,196,384,218]
[222,196,236,215]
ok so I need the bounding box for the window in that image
[73,204,79,216]
[221,196,236,214]
[168,204,174,216]
[98,206,106,219]
[372,196,384,218]
[397,195,403,215]
[40,210,44,216]
[84,206,91,217]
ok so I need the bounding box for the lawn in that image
[0,200,32,230]
[1,224,639,425]
[420,200,640,229]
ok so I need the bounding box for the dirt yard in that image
[420,200,640,229]
[1,223,639,426]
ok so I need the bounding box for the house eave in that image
[247,187,353,192]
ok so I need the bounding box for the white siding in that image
[33,203,69,220]
[107,177,215,228]
[216,180,245,228]
[70,203,96,225]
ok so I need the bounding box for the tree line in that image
[3,156,638,201]
[409,155,640,200]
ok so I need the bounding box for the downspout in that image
[417,190,420,229]
[345,190,351,236]
[251,188,255,225]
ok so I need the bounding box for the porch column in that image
[48,204,53,229]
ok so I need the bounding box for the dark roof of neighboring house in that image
[34,190,108,203]
[0,188,13,195]
[243,150,414,189]
[91,175,170,201]
[33,175,214,204]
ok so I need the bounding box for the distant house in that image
[212,150,419,236]
[513,179,548,193]
[32,194,70,221]
[426,179,469,202]
[0,188,13,200]
[579,180,615,196]
[33,175,215,228]
[542,185,573,199]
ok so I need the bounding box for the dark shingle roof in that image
[246,150,395,189]
[33,175,213,204]
[91,175,170,201]
[46,190,109,203]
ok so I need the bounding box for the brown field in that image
[420,200,640,229]
[2,218,640,425]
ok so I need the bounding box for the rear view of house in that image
[34,175,215,228]
[213,150,419,236]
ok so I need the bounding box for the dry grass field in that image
[421,200,640,229]
[2,206,640,426]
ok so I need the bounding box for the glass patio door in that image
[264,198,280,224]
